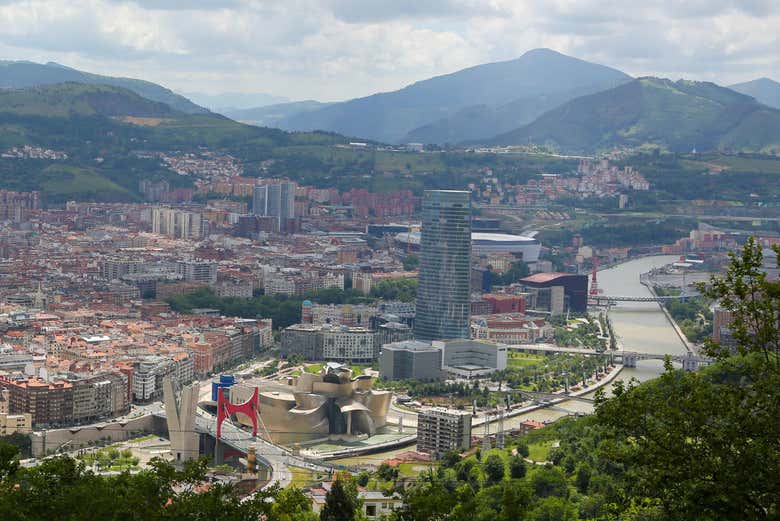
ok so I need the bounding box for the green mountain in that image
[403,80,628,144]
[223,100,331,128]
[0,83,345,203]
[487,78,780,154]
[280,48,630,143]
[0,60,207,114]
[729,77,780,109]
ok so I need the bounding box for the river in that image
[334,255,688,463]
[495,255,689,426]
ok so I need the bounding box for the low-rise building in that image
[435,338,508,378]
[379,340,442,381]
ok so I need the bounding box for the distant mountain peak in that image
[280,48,631,143]
[729,77,780,109]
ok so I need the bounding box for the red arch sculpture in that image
[216,386,259,440]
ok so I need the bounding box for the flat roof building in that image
[379,340,442,382]
[417,407,472,458]
[518,272,589,314]
[435,338,508,378]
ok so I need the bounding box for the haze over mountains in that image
[183,91,290,112]
[729,78,780,110]
[275,48,631,144]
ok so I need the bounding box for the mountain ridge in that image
[278,48,631,143]
[0,60,208,115]
[485,77,780,154]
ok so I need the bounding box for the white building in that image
[321,325,376,362]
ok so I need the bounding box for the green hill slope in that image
[487,78,780,154]
[0,83,347,202]
[0,60,207,114]
[280,48,630,143]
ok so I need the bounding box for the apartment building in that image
[417,408,472,458]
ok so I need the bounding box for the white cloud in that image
[0,0,776,101]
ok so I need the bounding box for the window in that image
[366,505,377,517]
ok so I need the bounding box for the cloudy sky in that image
[0,0,777,102]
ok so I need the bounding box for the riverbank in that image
[641,276,694,353]
[313,364,624,461]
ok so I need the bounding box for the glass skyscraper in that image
[414,190,471,341]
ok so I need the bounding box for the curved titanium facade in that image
[414,190,471,341]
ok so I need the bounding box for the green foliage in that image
[369,278,417,302]
[321,473,362,521]
[488,261,530,288]
[401,255,419,271]
[700,236,780,366]
[0,452,317,520]
[509,456,527,479]
[492,77,780,154]
[483,453,506,485]
[655,288,713,343]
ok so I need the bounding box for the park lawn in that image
[527,440,557,462]
[304,363,325,374]
[288,467,318,488]
[507,354,545,370]
[128,434,159,444]
[398,462,436,478]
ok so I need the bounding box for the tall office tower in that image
[266,184,282,220]
[252,185,268,216]
[280,181,296,220]
[414,190,471,341]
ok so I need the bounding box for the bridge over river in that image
[154,408,338,489]
[506,343,711,371]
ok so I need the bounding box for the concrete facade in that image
[162,377,200,463]
[379,340,442,381]
[436,338,508,377]
[417,407,472,458]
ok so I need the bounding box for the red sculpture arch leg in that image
[216,387,259,440]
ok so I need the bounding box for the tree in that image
[376,462,399,482]
[700,237,780,368]
[591,239,780,520]
[574,463,591,494]
[509,455,527,479]
[321,473,362,521]
[528,497,579,521]
[440,449,461,469]
[483,453,505,485]
[402,255,419,271]
[0,441,19,480]
[530,467,568,498]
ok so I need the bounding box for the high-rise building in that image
[414,190,471,341]
[252,185,268,216]
[252,181,296,229]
